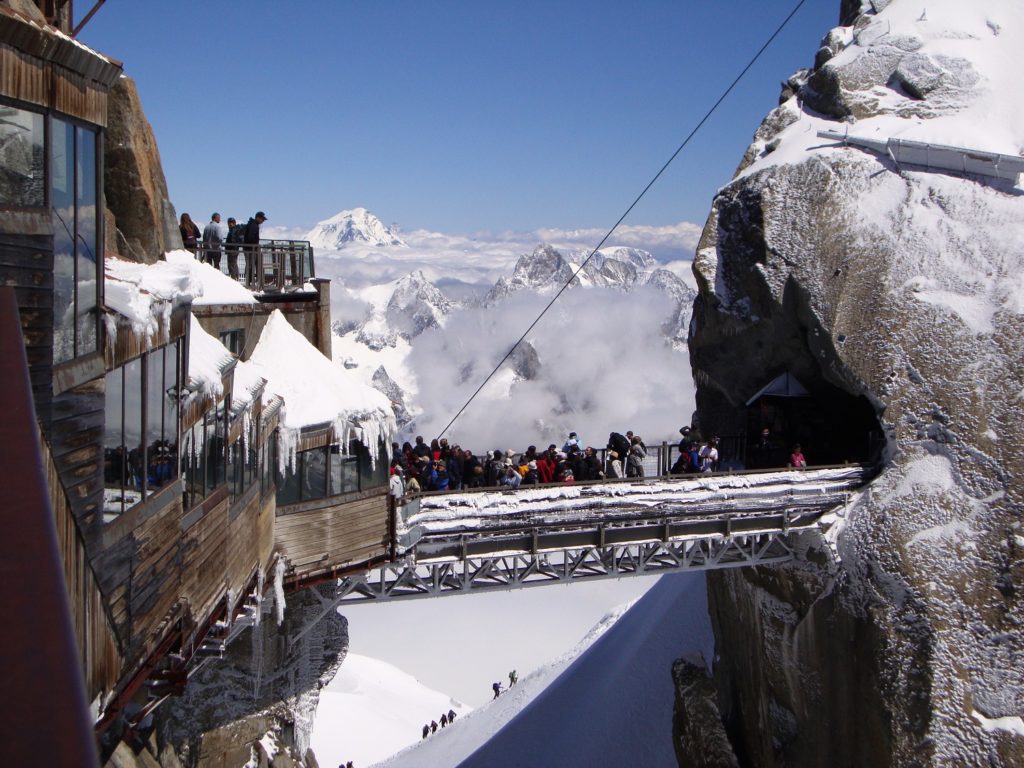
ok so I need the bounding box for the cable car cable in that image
[436,0,808,441]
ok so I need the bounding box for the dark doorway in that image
[745,373,883,468]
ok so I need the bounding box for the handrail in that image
[200,239,316,293]
[406,455,875,501]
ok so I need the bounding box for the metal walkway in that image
[331,465,871,604]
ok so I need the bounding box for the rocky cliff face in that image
[155,585,346,768]
[688,1,1024,765]
[105,76,180,263]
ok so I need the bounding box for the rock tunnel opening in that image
[743,374,885,468]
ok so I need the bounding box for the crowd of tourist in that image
[179,210,267,283]
[386,426,739,498]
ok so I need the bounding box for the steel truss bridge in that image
[329,464,872,604]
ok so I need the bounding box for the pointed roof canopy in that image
[745,372,810,406]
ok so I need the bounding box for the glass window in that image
[303,446,328,500]
[277,453,301,505]
[52,119,75,364]
[183,422,205,509]
[102,358,145,520]
[0,106,45,207]
[219,328,245,357]
[50,118,101,364]
[329,444,359,495]
[75,126,98,356]
[144,346,179,494]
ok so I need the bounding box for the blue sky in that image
[80,1,838,235]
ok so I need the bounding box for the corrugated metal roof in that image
[0,4,121,88]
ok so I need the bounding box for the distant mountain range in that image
[319,207,697,434]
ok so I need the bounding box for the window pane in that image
[52,119,75,364]
[124,358,144,503]
[75,126,98,355]
[330,444,359,495]
[102,368,127,520]
[302,447,327,501]
[0,106,44,206]
[206,405,226,489]
[184,422,205,508]
[145,350,175,493]
[277,454,301,505]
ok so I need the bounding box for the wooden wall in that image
[275,488,389,582]
[43,434,121,702]
[0,229,53,424]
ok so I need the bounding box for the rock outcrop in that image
[105,76,180,263]
[688,1,1024,765]
[672,654,740,768]
[156,585,347,768]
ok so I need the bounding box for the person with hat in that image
[562,431,581,454]
[243,211,267,285]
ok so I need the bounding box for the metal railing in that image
[200,239,315,293]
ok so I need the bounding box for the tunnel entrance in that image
[743,372,884,469]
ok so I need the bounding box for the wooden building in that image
[1,3,395,754]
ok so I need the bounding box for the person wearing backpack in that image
[243,211,266,285]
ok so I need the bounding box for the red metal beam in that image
[0,288,98,767]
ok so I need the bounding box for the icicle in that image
[253,566,264,628]
[273,557,286,626]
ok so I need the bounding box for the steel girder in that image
[334,532,796,603]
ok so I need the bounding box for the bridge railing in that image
[202,239,315,293]
[409,454,872,504]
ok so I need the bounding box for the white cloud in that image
[404,286,696,452]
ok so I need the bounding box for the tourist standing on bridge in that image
[499,462,521,488]
[202,212,225,270]
[580,446,604,480]
[563,431,581,453]
[522,460,540,485]
[537,449,556,484]
[447,447,464,490]
[413,436,431,459]
[789,444,807,468]
[389,466,404,499]
[699,438,720,472]
[626,437,646,478]
[179,213,201,257]
[433,460,450,491]
[607,432,631,462]
[606,450,623,478]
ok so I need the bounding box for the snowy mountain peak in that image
[306,208,407,250]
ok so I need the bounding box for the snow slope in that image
[310,653,471,768]
[374,573,712,768]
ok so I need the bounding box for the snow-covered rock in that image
[691,1,1024,764]
[307,207,407,249]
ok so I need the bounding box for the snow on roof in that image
[231,359,266,414]
[247,310,395,461]
[104,250,258,335]
[104,254,198,337]
[186,315,235,399]
[163,250,257,306]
